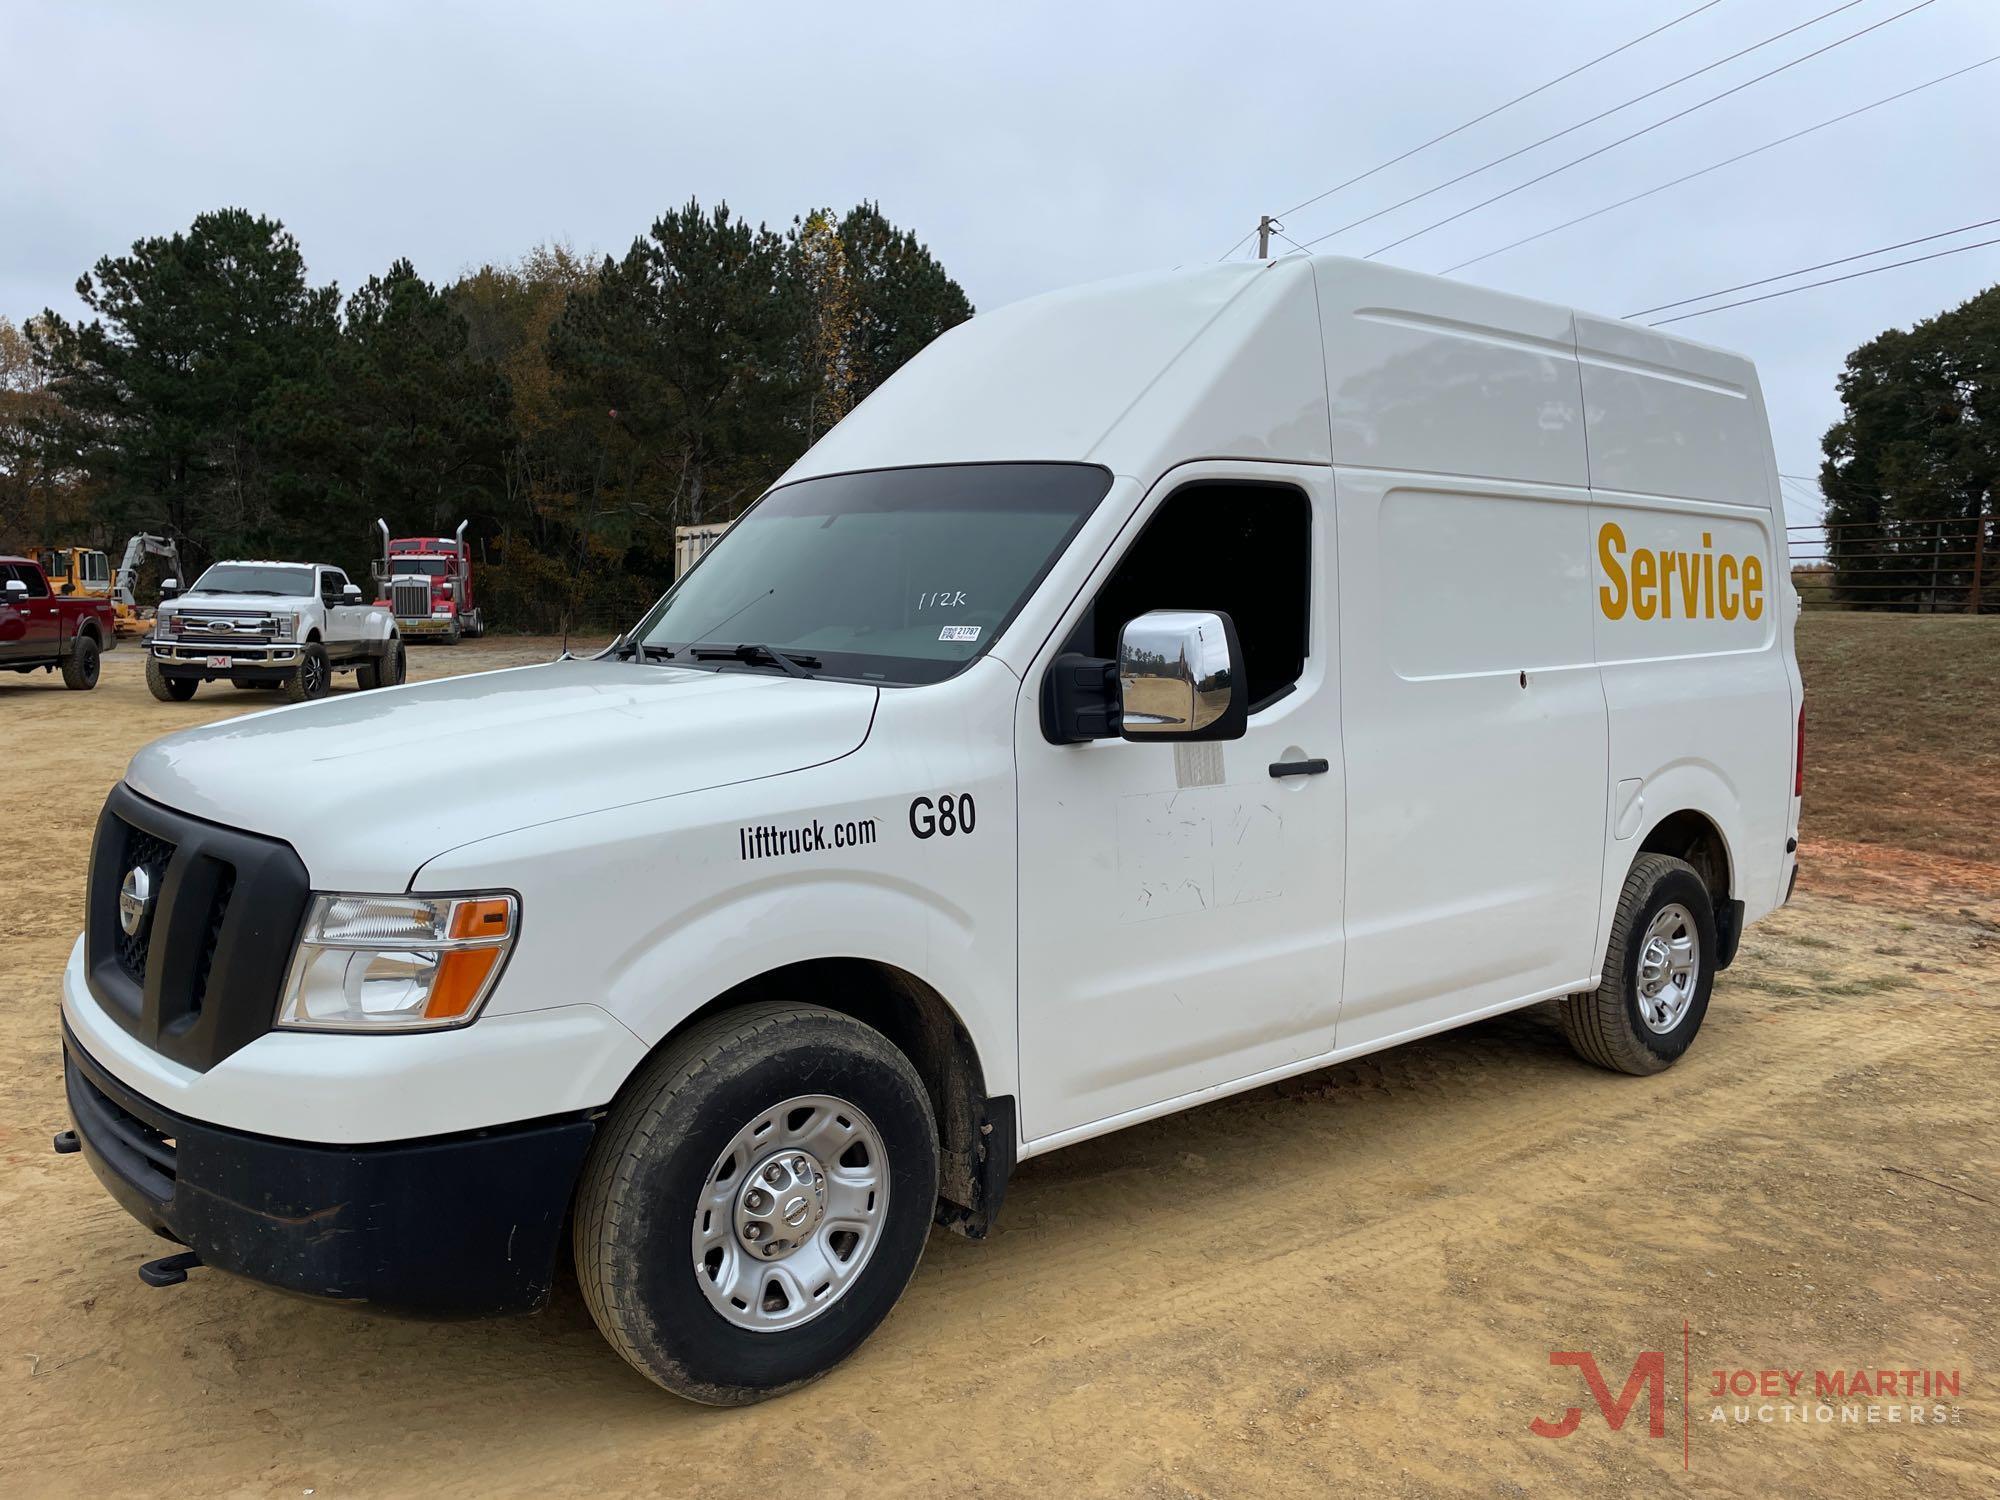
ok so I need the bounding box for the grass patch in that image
[1797,614,2000,863]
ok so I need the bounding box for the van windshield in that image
[632,463,1111,685]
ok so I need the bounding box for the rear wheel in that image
[1560,853,1716,1075]
[281,643,331,703]
[145,655,198,702]
[356,638,406,690]
[574,1004,938,1405]
[61,635,101,691]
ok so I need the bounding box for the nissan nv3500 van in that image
[57,254,1804,1403]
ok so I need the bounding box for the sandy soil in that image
[2,640,1996,1497]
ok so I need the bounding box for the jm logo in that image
[1531,1351,1667,1439]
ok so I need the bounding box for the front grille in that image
[176,610,278,642]
[392,580,432,618]
[85,784,310,1073]
[67,1055,178,1202]
[116,828,175,985]
[189,868,236,1017]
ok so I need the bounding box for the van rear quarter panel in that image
[1576,314,1796,940]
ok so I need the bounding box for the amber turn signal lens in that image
[450,897,513,940]
[425,947,503,1020]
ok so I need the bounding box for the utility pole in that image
[1257,214,1275,258]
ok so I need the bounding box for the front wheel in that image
[281,643,331,703]
[1560,853,1716,1075]
[574,1004,939,1405]
[61,635,101,690]
[145,655,198,702]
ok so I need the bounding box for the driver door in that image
[319,568,369,654]
[1014,466,1346,1142]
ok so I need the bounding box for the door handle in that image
[1268,758,1330,778]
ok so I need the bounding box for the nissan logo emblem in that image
[118,865,153,938]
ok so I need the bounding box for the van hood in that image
[123,659,879,888]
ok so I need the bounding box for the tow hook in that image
[138,1251,203,1287]
[52,1130,80,1154]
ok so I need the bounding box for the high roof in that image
[781,254,1770,508]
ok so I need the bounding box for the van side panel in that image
[1314,261,1590,489]
[1576,314,1796,945]
[1315,263,1608,1043]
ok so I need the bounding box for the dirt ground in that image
[2,622,1996,1498]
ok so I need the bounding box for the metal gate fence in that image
[1788,514,1995,614]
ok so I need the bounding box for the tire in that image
[574,1004,939,1405]
[282,642,331,703]
[145,655,198,702]
[356,638,406,690]
[61,634,101,691]
[1561,853,1716,1076]
[443,619,462,645]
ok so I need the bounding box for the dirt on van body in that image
[2,622,1997,1497]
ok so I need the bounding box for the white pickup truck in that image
[147,560,404,702]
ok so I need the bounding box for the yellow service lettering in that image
[1595,522,1767,624]
[1631,548,1658,621]
[1717,553,1740,619]
[1597,522,1628,619]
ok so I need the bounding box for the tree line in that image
[1817,284,1996,611]
[0,201,971,629]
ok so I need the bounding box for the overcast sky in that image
[7,0,1999,525]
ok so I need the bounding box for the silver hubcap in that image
[692,1094,888,1333]
[1635,902,1700,1033]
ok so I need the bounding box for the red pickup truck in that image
[1,554,117,690]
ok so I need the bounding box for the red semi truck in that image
[372,519,484,644]
[1,554,118,689]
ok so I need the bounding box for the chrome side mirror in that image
[342,583,363,601]
[160,578,179,599]
[1117,609,1248,742]
[3,578,26,597]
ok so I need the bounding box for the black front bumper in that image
[62,1023,596,1316]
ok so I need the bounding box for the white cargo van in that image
[57,255,1802,1403]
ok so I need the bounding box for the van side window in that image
[12,563,50,598]
[321,570,347,606]
[1072,482,1310,712]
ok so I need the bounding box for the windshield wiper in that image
[611,634,678,661]
[689,642,821,678]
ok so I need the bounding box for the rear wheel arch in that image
[1637,808,1732,905]
[622,958,1007,1238]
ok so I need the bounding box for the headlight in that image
[165,613,184,634]
[270,610,298,639]
[277,893,518,1032]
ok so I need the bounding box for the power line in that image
[1214,226,1259,263]
[1438,54,2000,275]
[1268,224,1315,256]
[1358,0,1939,259]
[1647,234,2000,324]
[1627,214,2000,316]
[1290,0,1876,253]
[1271,0,1729,223]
